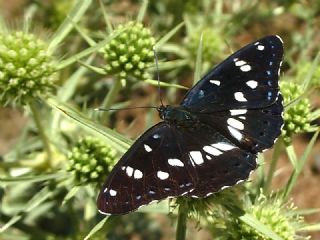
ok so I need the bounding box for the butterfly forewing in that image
[98,35,284,215]
[181,35,283,112]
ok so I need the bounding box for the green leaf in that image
[46,97,132,154]
[57,28,125,70]
[99,0,113,33]
[48,0,93,52]
[84,217,108,240]
[239,213,283,240]
[137,0,149,22]
[193,31,203,84]
[62,186,81,206]
[302,51,320,91]
[298,223,320,232]
[137,200,170,214]
[0,172,67,184]
[282,129,320,200]
[144,79,188,90]
[285,144,298,169]
[0,187,54,232]
[154,22,185,50]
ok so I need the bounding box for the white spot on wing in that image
[121,166,125,170]
[228,126,243,141]
[144,144,152,152]
[228,118,244,130]
[240,65,251,72]
[257,45,265,50]
[189,151,204,165]
[103,188,108,193]
[126,166,134,177]
[168,158,184,167]
[203,146,222,156]
[230,109,247,115]
[212,142,236,151]
[153,134,160,139]
[134,169,143,179]
[109,189,117,196]
[157,171,169,180]
[246,80,258,89]
[209,80,221,86]
[235,60,246,66]
[254,41,260,45]
[206,155,212,160]
[234,92,247,102]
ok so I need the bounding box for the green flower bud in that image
[209,192,308,240]
[280,81,312,144]
[68,136,117,185]
[0,31,57,106]
[103,21,155,82]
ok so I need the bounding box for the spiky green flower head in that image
[185,28,224,65]
[280,81,312,144]
[67,136,117,185]
[0,31,57,106]
[296,61,320,89]
[103,21,155,83]
[208,192,308,240]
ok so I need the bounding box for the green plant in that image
[1,1,320,240]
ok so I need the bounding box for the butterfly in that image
[97,35,284,215]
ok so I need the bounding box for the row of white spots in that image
[144,144,152,152]
[104,187,118,197]
[257,45,265,51]
[212,142,236,151]
[157,170,169,180]
[209,79,221,86]
[230,109,247,116]
[203,146,222,156]
[153,133,160,139]
[233,58,252,72]
[189,151,204,165]
[189,142,236,165]
[246,80,258,89]
[228,126,243,141]
[227,118,244,130]
[254,41,265,50]
[168,158,184,167]
[122,166,144,179]
[234,92,247,102]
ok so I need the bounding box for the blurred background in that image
[0,0,320,239]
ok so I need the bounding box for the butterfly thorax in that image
[158,105,198,127]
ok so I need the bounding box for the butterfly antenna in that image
[95,106,158,112]
[153,47,164,107]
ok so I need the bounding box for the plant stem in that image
[264,140,282,193]
[29,100,52,163]
[101,78,122,124]
[176,202,188,240]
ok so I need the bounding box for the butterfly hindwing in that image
[181,35,283,112]
[196,95,283,153]
[97,123,198,215]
